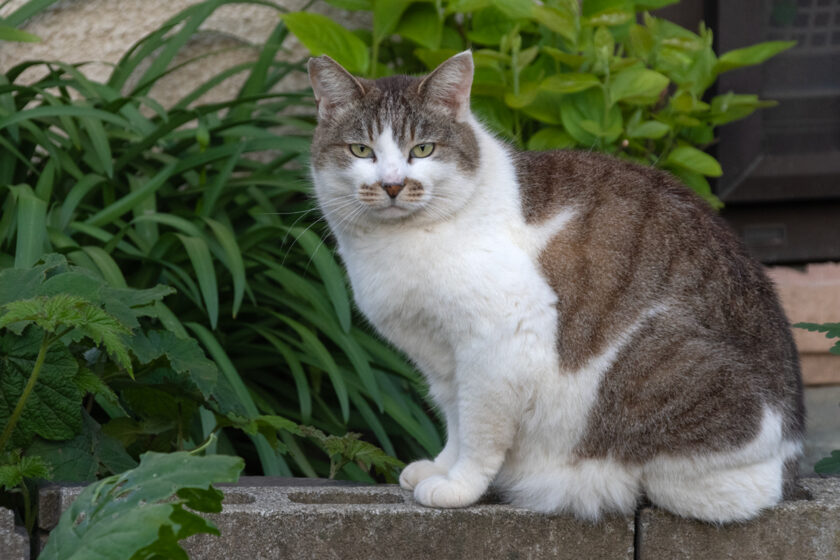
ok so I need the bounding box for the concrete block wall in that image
[30,478,840,560]
[1,507,29,560]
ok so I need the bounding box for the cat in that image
[306,51,805,523]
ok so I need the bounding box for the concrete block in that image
[0,507,29,560]
[39,478,635,560]
[637,477,840,560]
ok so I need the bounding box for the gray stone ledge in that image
[34,477,840,560]
[638,477,840,560]
[1,507,29,560]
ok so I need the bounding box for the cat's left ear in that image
[418,51,474,122]
[308,55,367,121]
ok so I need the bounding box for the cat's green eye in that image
[410,143,435,159]
[349,144,374,158]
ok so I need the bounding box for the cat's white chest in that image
[338,217,557,374]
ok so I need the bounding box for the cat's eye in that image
[349,144,374,158]
[410,143,435,159]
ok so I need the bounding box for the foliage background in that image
[0,0,801,552]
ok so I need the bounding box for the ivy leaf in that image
[0,328,81,448]
[39,451,243,560]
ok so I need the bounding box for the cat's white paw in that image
[399,460,447,491]
[413,475,483,508]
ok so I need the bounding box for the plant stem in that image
[0,331,51,454]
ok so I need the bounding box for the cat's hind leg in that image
[642,407,801,523]
[643,457,786,523]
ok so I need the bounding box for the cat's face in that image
[308,53,480,229]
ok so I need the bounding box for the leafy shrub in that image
[0,0,431,513]
[283,0,793,207]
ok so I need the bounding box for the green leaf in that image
[0,294,133,371]
[373,0,414,44]
[664,146,723,177]
[11,185,47,269]
[627,120,670,139]
[815,450,840,475]
[526,127,575,150]
[468,6,516,46]
[491,0,534,19]
[540,72,601,94]
[397,4,442,50]
[130,329,219,401]
[608,64,669,105]
[39,451,243,560]
[0,327,81,448]
[715,41,796,74]
[0,452,50,489]
[794,322,840,356]
[532,5,576,43]
[503,82,538,109]
[175,234,219,329]
[281,12,369,75]
[27,412,137,482]
[324,0,373,9]
[0,23,41,43]
[560,88,623,145]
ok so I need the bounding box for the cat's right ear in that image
[307,56,366,121]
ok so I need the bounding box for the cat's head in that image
[308,52,480,229]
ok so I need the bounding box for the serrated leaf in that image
[0,294,133,371]
[129,329,218,399]
[40,451,242,560]
[0,328,81,448]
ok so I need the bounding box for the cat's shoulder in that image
[512,149,706,224]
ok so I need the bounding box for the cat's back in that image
[513,149,804,462]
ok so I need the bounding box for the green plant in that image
[794,322,840,475]
[283,0,794,207]
[40,450,243,560]
[0,0,438,490]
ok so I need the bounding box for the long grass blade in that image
[11,184,47,268]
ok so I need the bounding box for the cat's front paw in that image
[413,475,484,508]
[399,460,447,491]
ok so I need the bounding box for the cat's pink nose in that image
[382,182,404,198]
